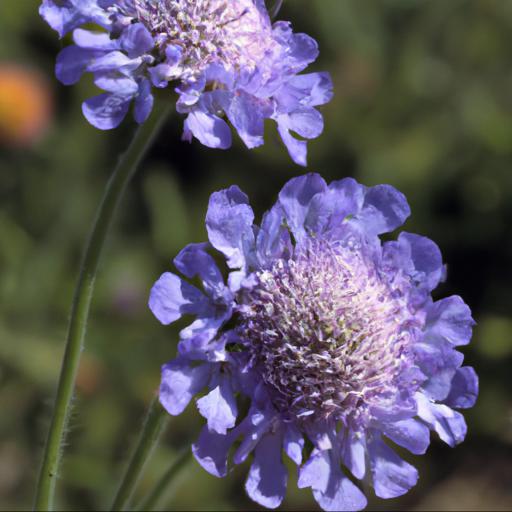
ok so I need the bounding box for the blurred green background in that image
[1,0,511,510]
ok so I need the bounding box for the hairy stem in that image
[111,396,169,511]
[34,103,170,511]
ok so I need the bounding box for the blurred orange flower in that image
[0,63,53,147]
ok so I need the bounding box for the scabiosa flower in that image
[40,0,333,165]
[149,173,478,511]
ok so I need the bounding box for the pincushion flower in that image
[40,0,333,165]
[149,173,478,511]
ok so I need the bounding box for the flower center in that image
[238,238,415,425]
[133,0,273,72]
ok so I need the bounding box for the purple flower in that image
[40,0,333,165]
[149,173,478,511]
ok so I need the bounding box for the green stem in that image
[137,448,191,511]
[111,396,169,511]
[34,103,170,511]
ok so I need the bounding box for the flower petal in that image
[284,107,324,139]
[418,345,464,401]
[120,23,154,58]
[224,92,267,149]
[134,79,154,124]
[299,449,367,511]
[425,295,475,346]
[179,315,226,343]
[399,232,445,291]
[82,93,131,130]
[233,405,273,464]
[341,429,366,480]
[360,184,411,235]
[192,425,236,478]
[40,0,81,37]
[368,435,419,499]
[276,72,333,109]
[277,173,327,241]
[197,376,238,434]
[444,367,479,409]
[40,0,109,38]
[159,358,211,415]
[306,178,365,237]
[245,431,287,509]
[298,449,330,492]
[86,51,141,74]
[56,45,100,85]
[277,122,308,166]
[148,272,208,325]
[174,243,225,295]
[178,329,227,362]
[183,110,232,149]
[94,75,138,95]
[416,392,467,446]
[206,186,255,269]
[313,473,367,512]
[273,22,319,72]
[382,418,431,455]
[256,204,292,265]
[283,424,304,465]
[73,28,119,50]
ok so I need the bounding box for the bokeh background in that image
[1,0,511,510]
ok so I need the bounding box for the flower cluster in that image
[149,173,478,511]
[40,0,333,165]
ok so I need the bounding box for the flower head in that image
[40,0,333,165]
[149,173,478,511]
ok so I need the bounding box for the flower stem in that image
[33,103,170,511]
[136,448,192,511]
[111,396,169,511]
